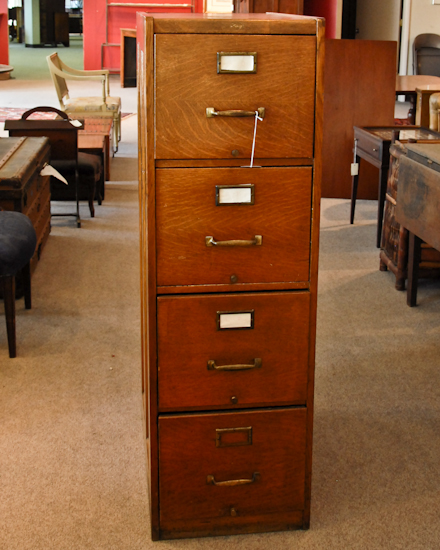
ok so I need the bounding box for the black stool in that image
[0,211,37,358]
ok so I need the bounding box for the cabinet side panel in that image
[137,12,160,541]
[303,17,325,529]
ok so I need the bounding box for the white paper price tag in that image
[351,163,359,176]
[40,164,68,185]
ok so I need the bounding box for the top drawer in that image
[155,34,316,160]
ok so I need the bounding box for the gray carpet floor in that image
[1,192,439,549]
[1,41,439,550]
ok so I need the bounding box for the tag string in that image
[250,111,263,168]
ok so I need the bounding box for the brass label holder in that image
[215,426,253,447]
[217,52,257,74]
[215,184,255,206]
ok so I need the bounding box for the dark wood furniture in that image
[0,137,51,276]
[350,126,440,248]
[396,143,440,306]
[380,141,440,291]
[233,0,303,13]
[322,39,397,199]
[137,12,324,540]
[6,108,103,225]
[120,28,136,88]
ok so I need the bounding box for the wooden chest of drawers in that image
[0,137,51,275]
[137,13,324,540]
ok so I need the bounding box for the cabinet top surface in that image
[138,12,321,35]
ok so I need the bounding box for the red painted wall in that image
[84,0,203,71]
[303,0,338,39]
[0,0,8,65]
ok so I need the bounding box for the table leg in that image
[377,164,389,248]
[350,154,360,225]
[407,231,422,307]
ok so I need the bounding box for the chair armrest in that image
[57,57,110,96]
[49,63,108,103]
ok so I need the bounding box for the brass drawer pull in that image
[207,472,260,487]
[206,107,265,119]
[205,235,262,247]
[207,358,262,371]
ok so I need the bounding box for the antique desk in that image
[350,126,440,248]
[396,143,440,306]
[138,12,324,540]
[0,137,51,275]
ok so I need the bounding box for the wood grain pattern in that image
[158,292,310,411]
[156,167,312,287]
[138,13,323,540]
[155,34,316,159]
[158,408,307,536]
[137,13,160,540]
[152,13,317,35]
[322,39,397,199]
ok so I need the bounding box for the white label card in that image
[351,163,359,176]
[219,55,255,73]
[218,187,252,204]
[219,312,253,329]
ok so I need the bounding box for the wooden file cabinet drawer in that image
[155,34,316,160]
[156,166,312,290]
[158,408,307,539]
[157,291,310,412]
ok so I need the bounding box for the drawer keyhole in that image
[231,396,238,404]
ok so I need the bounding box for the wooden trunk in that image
[0,137,51,276]
[137,13,324,540]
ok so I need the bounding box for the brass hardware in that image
[230,274,238,283]
[216,310,254,330]
[216,426,253,447]
[230,508,238,517]
[231,396,238,404]
[217,51,257,74]
[231,149,240,157]
[207,472,260,486]
[372,148,377,152]
[207,358,262,371]
[428,159,433,164]
[206,107,265,119]
[206,235,262,247]
[215,184,255,206]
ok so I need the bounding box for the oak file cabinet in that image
[137,12,324,540]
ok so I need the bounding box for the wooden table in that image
[396,75,440,124]
[351,125,440,247]
[396,143,440,306]
[77,117,113,181]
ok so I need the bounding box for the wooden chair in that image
[5,107,103,227]
[0,210,36,358]
[46,52,121,153]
